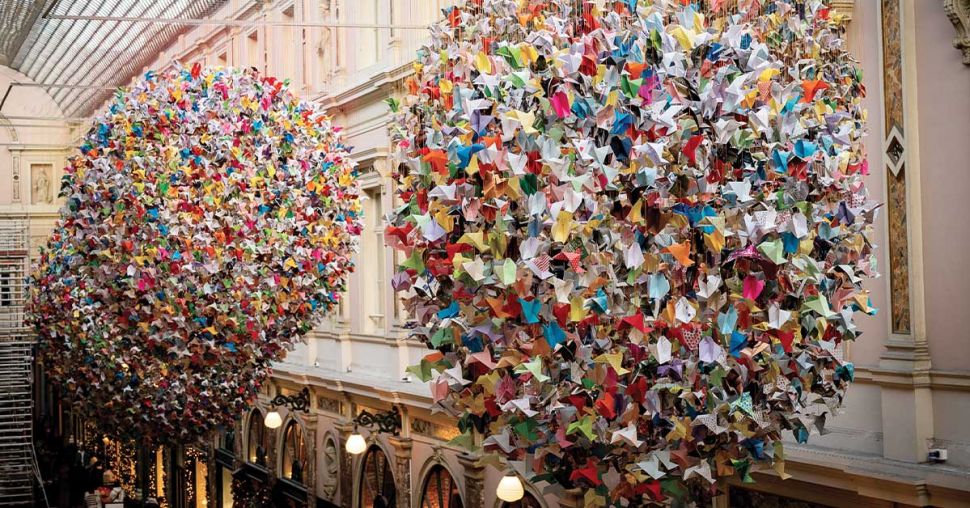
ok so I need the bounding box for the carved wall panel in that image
[317,396,344,415]
[30,163,53,205]
[410,418,460,442]
[321,435,339,500]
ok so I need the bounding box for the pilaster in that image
[11,153,20,203]
[302,414,318,501]
[875,0,934,464]
[335,421,356,508]
[387,435,413,508]
[456,453,485,508]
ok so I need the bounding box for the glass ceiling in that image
[0,0,45,67]
[1,0,227,118]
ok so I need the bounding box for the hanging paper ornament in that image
[388,0,875,503]
[27,64,361,443]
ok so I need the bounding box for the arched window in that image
[220,426,235,452]
[280,421,307,483]
[419,465,462,508]
[501,492,541,508]
[359,446,396,508]
[247,410,269,467]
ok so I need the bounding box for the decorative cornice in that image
[944,0,970,65]
[829,0,855,21]
[269,365,435,410]
[732,445,970,506]
[313,62,413,112]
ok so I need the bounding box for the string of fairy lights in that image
[80,425,203,508]
[184,447,209,507]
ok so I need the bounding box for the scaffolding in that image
[0,218,35,507]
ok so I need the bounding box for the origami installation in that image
[388,0,875,503]
[28,65,361,443]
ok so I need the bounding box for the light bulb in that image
[264,410,283,429]
[496,474,524,502]
[345,433,367,455]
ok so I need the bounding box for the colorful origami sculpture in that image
[28,65,361,443]
[388,0,875,503]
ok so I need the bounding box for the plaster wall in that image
[0,65,71,213]
[913,2,970,373]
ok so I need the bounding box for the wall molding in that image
[731,444,970,507]
[853,365,970,391]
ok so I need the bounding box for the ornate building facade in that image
[2,0,970,507]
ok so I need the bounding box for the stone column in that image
[456,453,485,508]
[874,0,934,464]
[387,435,413,508]
[335,421,356,508]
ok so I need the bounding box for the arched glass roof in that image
[0,0,226,117]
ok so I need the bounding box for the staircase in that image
[0,219,35,507]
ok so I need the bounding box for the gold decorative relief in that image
[410,418,460,441]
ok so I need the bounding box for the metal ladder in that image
[0,219,35,507]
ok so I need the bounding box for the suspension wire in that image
[10,83,119,91]
[0,123,76,129]
[0,115,89,122]
[0,142,73,147]
[45,14,430,30]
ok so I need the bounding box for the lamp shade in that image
[496,474,524,502]
[345,433,367,455]
[264,410,283,429]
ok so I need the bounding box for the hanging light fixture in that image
[345,406,402,455]
[496,473,524,502]
[263,387,311,429]
[263,410,283,429]
[345,432,367,455]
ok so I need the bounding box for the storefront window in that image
[280,421,306,483]
[247,410,268,467]
[220,467,233,508]
[359,446,396,508]
[728,487,831,507]
[419,465,462,508]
